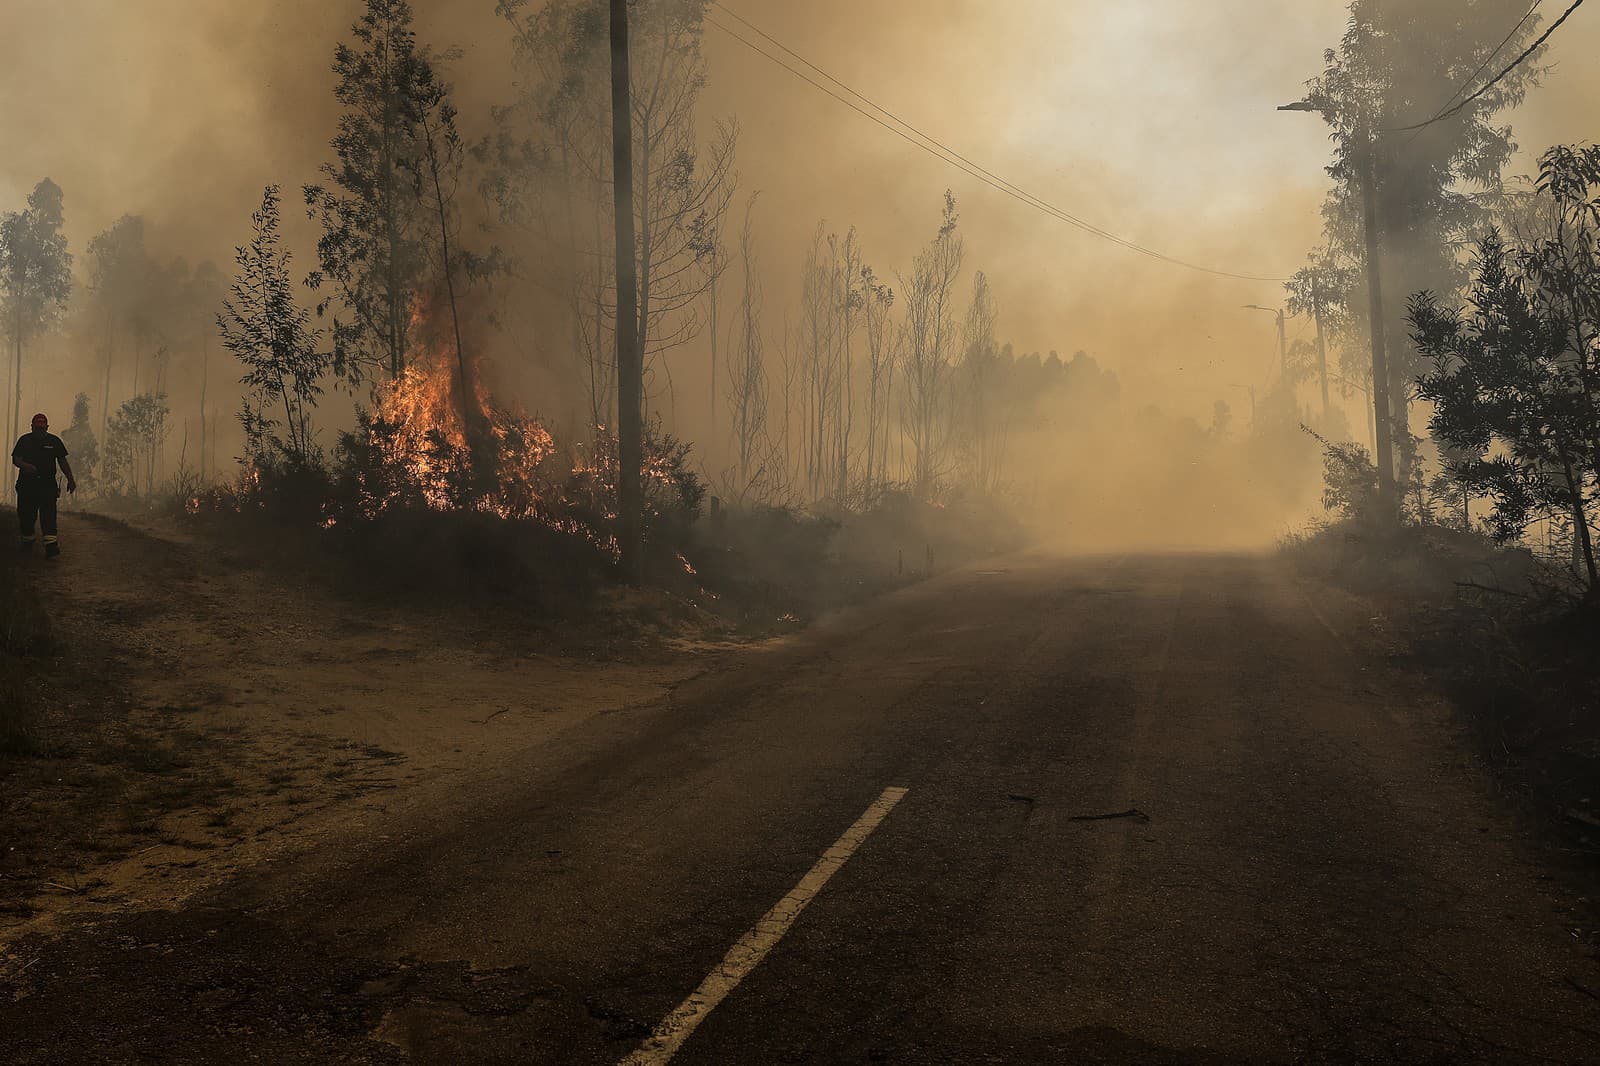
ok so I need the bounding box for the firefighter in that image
[13,412,76,558]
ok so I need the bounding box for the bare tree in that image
[796,224,865,501]
[860,265,898,486]
[831,231,864,498]
[899,192,964,496]
[960,270,1009,494]
[495,0,736,435]
[725,193,768,497]
[796,225,833,499]
[773,310,802,496]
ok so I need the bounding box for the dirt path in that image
[0,509,705,939]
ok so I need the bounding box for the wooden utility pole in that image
[1310,281,1330,419]
[1359,131,1396,510]
[1274,308,1288,378]
[610,0,644,584]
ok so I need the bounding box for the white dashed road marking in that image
[620,786,911,1065]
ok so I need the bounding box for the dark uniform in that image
[13,430,69,552]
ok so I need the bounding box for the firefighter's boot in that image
[18,536,34,554]
[44,536,59,559]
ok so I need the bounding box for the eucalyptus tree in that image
[1299,0,1548,449]
[219,186,329,467]
[410,60,478,434]
[1413,233,1597,595]
[0,179,73,447]
[86,215,153,444]
[1286,249,1359,419]
[183,261,227,478]
[304,0,433,384]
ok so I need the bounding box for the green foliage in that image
[60,392,99,492]
[1410,160,1600,594]
[1,178,74,443]
[1296,0,1550,470]
[102,392,169,498]
[304,0,435,384]
[0,179,73,342]
[196,451,334,529]
[86,216,152,329]
[193,409,706,597]
[219,186,329,467]
[1305,424,1382,522]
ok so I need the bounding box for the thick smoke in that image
[3,0,1596,546]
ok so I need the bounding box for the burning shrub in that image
[330,334,565,522]
[334,402,562,522]
[189,284,710,600]
[558,430,706,561]
[189,452,334,529]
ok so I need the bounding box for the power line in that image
[1429,0,1543,121]
[705,4,1288,284]
[1383,0,1582,133]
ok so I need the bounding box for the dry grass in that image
[1285,519,1600,857]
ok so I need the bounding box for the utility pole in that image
[1279,99,1394,511]
[1310,279,1330,419]
[1244,304,1288,377]
[1275,308,1287,378]
[610,0,644,584]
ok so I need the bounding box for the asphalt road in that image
[5,553,1599,1064]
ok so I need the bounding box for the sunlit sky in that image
[2,0,1597,420]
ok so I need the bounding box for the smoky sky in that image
[3,0,1598,426]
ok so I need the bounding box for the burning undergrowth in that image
[189,301,706,609]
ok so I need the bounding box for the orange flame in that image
[358,294,559,524]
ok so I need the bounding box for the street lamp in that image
[1243,303,1288,377]
[1278,97,1396,510]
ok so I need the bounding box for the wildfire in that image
[341,295,689,569]
[358,295,556,521]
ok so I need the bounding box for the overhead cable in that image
[706,4,1289,284]
[1383,0,1582,133]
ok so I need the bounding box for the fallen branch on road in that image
[1068,808,1150,823]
